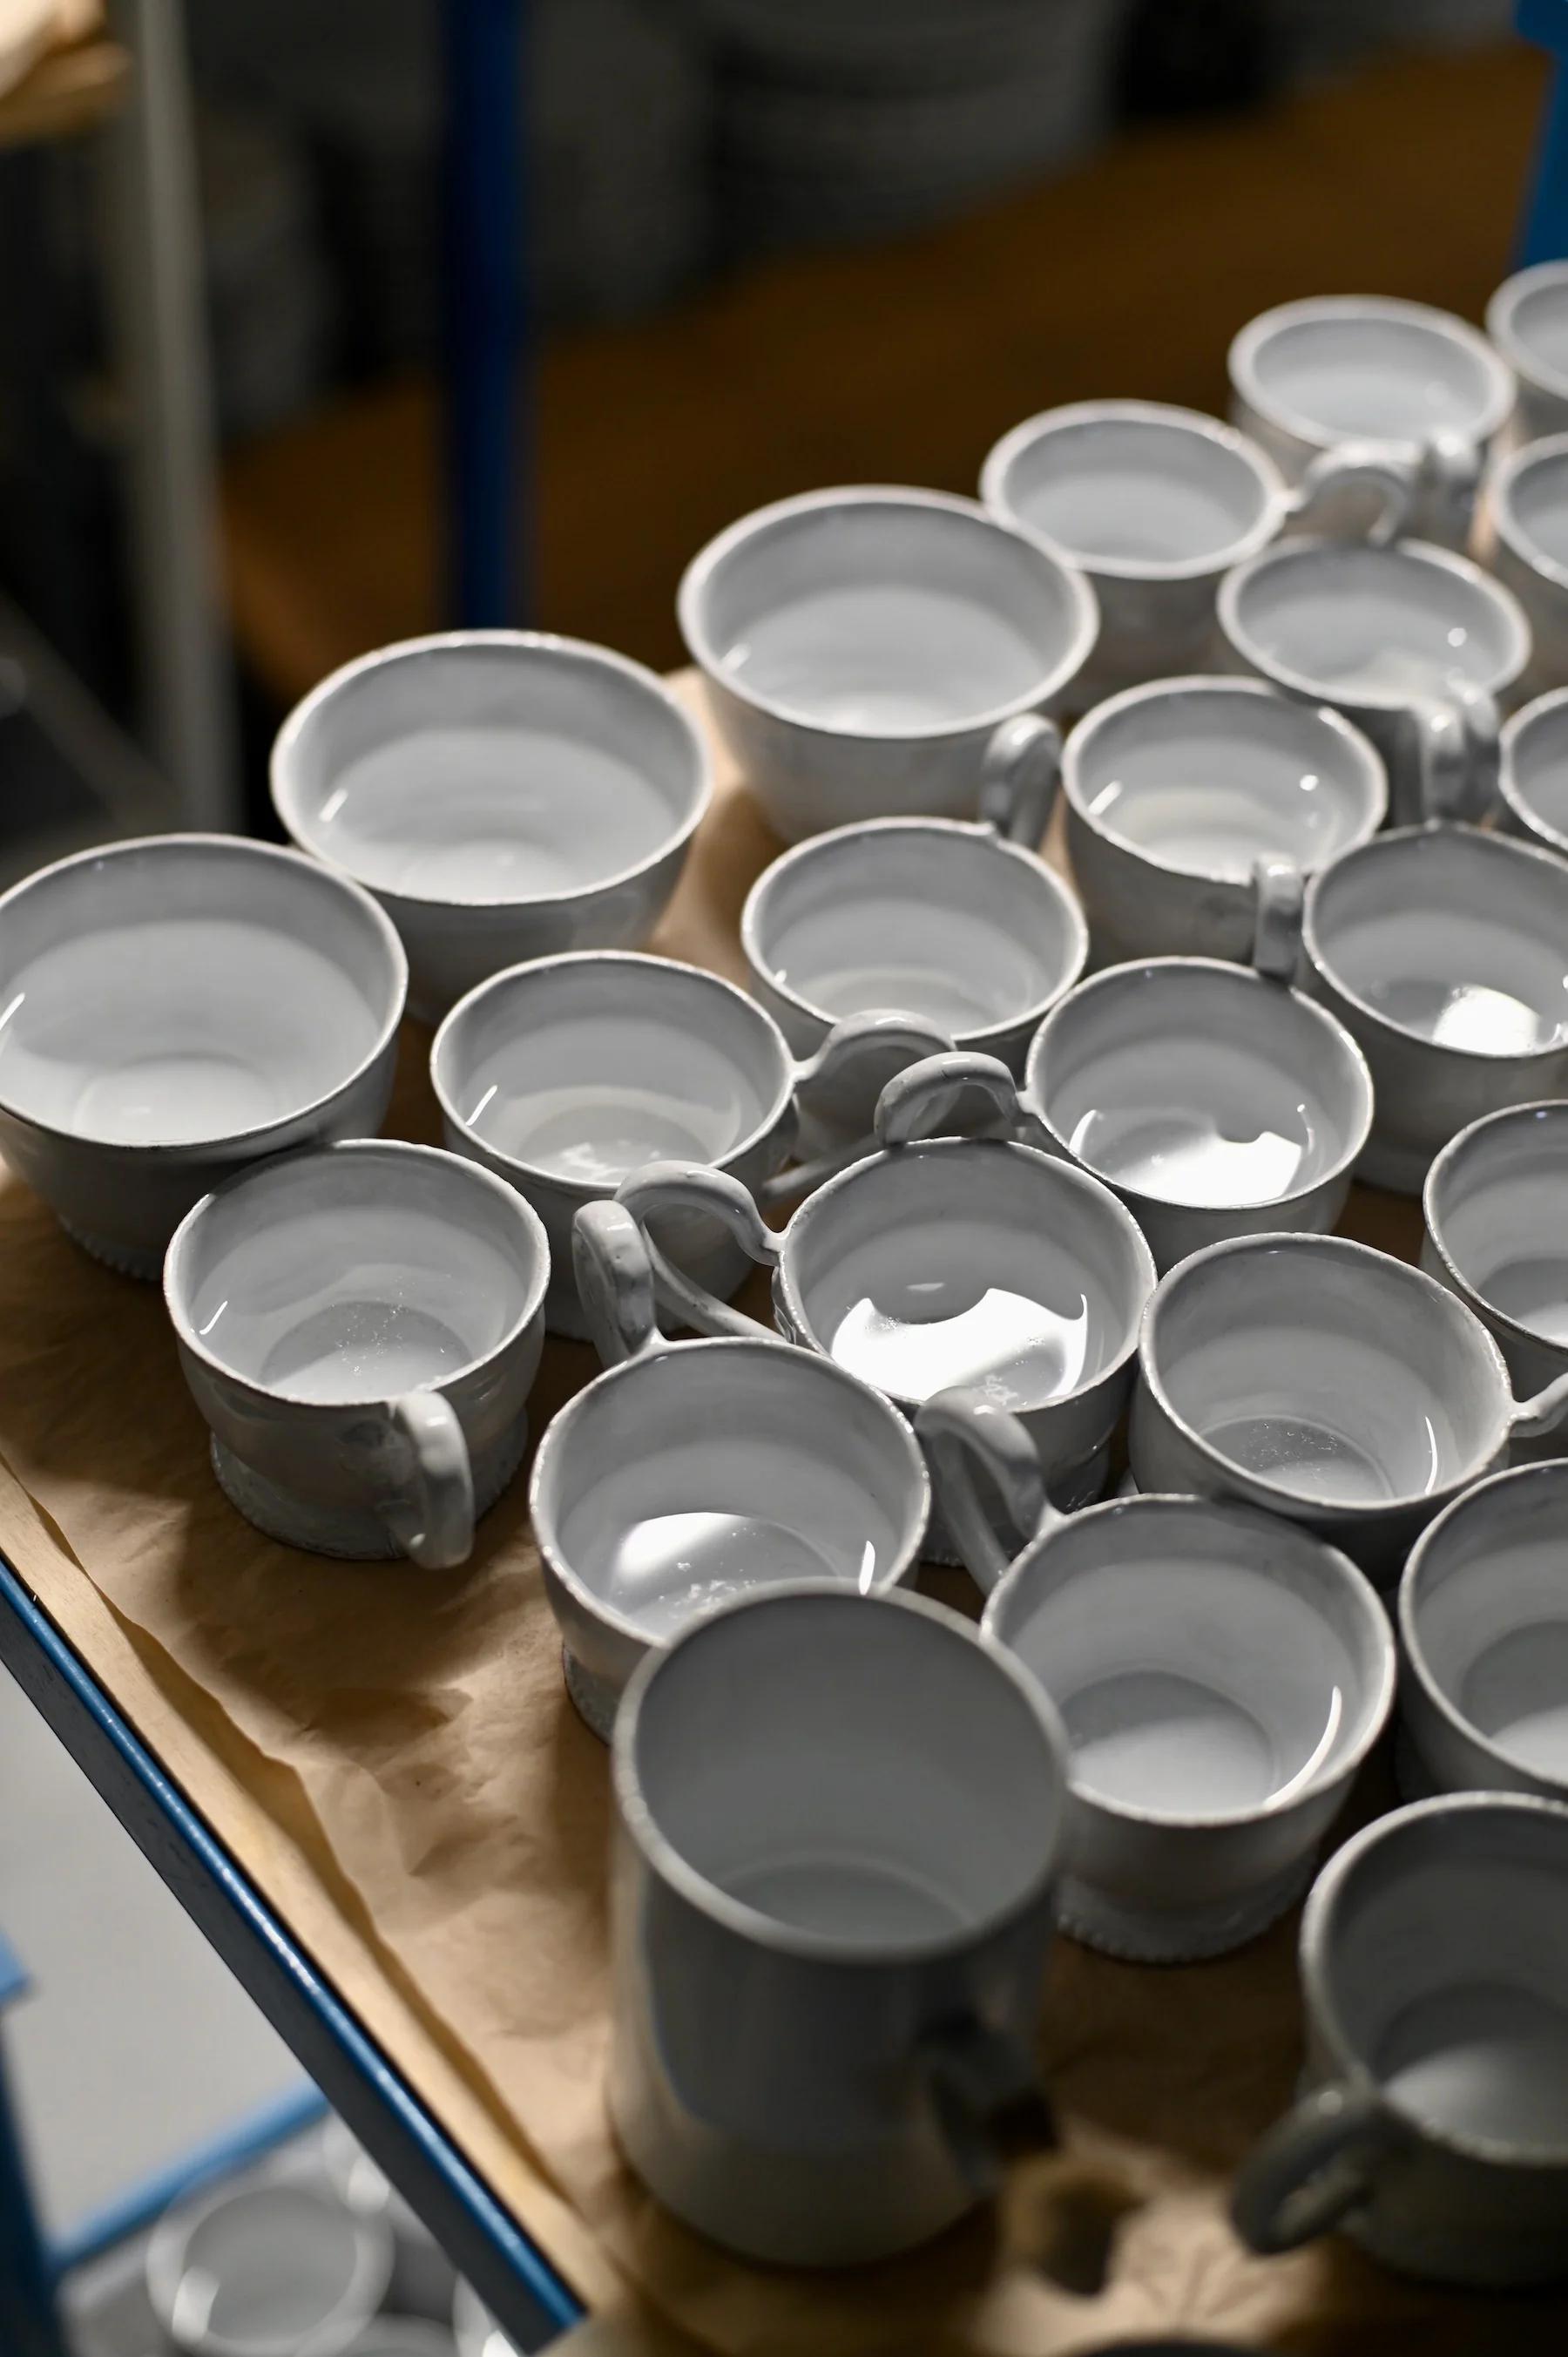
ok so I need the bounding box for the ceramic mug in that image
[1130,1231,1568,1590]
[450,2284,517,2357]
[1398,1460,1568,1804]
[1421,1100,1568,1457]
[919,1385,1394,1961]
[1217,534,1530,828]
[679,485,1098,842]
[1498,684,1568,857]
[271,631,712,1022]
[320,2118,450,2318]
[1476,430,1568,695]
[529,1202,929,1735]
[146,2179,393,2357]
[166,1141,550,1568]
[608,1581,1068,2266]
[1299,823,1568,1193]
[431,950,946,1337]
[1227,295,1515,545]
[1487,261,1568,444]
[1060,675,1387,965]
[0,834,406,1277]
[1233,1791,1568,2286]
[981,397,1415,701]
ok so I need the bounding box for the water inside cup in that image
[722,581,1046,728]
[1378,1981,1568,2152]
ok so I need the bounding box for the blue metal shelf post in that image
[0,1936,68,2357]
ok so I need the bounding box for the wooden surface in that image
[0,12,121,152]
[222,39,1546,706]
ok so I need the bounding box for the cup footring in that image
[61,1216,165,1282]
[1057,1847,1318,1964]
[563,1645,622,1741]
[920,1440,1112,1568]
[211,1416,528,1561]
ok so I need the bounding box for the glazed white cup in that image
[1301,823,1568,1193]
[919,1384,1393,1961]
[1232,1792,1568,2286]
[145,2178,393,2357]
[981,397,1415,701]
[431,950,945,1336]
[529,1202,929,1736]
[271,632,712,1022]
[1130,1232,1568,1590]
[166,1141,549,1568]
[0,835,406,1277]
[319,2118,449,2318]
[450,2284,516,2357]
[1217,535,1530,828]
[1499,684,1568,857]
[1421,1100,1568,1457]
[1228,295,1515,545]
[608,1581,1068,2266]
[1476,430,1568,694]
[1487,261,1568,444]
[679,485,1098,842]
[1398,1460,1568,1803]
[1061,675,1387,965]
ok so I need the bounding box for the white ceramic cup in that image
[342,2329,457,2357]
[980,397,1416,702]
[1300,823,1568,1193]
[1020,918,1374,1274]
[679,485,1098,842]
[918,1384,1394,1961]
[1217,534,1530,828]
[431,949,946,1337]
[1487,261,1568,444]
[270,631,712,1022]
[145,2178,394,2357]
[0,835,406,1277]
[320,2117,450,2318]
[608,1581,1068,2266]
[1061,675,1387,965]
[1477,430,1568,694]
[449,2284,517,2357]
[1499,683,1568,857]
[1232,1791,1568,2286]
[1421,1100,1568,1459]
[166,1141,549,1568]
[529,1202,929,1736]
[1130,1232,1568,1591]
[1228,295,1515,545]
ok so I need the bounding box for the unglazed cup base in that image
[211,1417,528,1560]
[1058,1848,1317,1964]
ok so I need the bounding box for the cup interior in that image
[990,406,1274,571]
[686,493,1086,733]
[1494,265,1568,397]
[152,2184,382,2354]
[1068,684,1383,879]
[1309,829,1568,1059]
[1504,691,1568,847]
[787,1139,1148,1410]
[170,1146,541,1402]
[1227,541,1524,706]
[1031,964,1368,1209]
[1499,439,1568,579]
[990,1500,1385,1821]
[434,956,785,1183]
[1321,1802,1568,2155]
[1429,1103,1568,1345]
[1149,1239,1504,1508]
[1242,304,1503,442]
[0,841,399,1147]
[275,637,705,904]
[624,1590,1058,1953]
[537,1343,924,1640]
[748,824,1082,1037]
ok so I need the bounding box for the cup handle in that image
[1283,439,1416,546]
[875,1051,1027,1153]
[1232,2081,1406,2254]
[1420,425,1484,544]
[916,1386,1053,1593]
[572,1199,669,1368]
[1511,1370,1568,1446]
[1409,683,1500,827]
[977,712,1064,846]
[921,2015,1058,2195]
[762,1010,956,1202]
[615,1162,781,1341]
[1250,855,1305,982]
[375,1392,475,1570]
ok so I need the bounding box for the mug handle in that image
[875,1051,1029,1153]
[977,712,1064,847]
[762,1010,956,1204]
[572,1199,671,1368]
[916,1386,1054,1594]
[1249,855,1306,983]
[1409,684,1500,827]
[1283,440,1416,546]
[1511,1370,1568,1446]
[1420,425,1484,545]
[1232,2081,1407,2254]
[373,1392,475,1571]
[614,1162,781,1342]
[921,2013,1058,2196]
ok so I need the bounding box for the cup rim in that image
[1488,430,1568,593]
[1216,533,1531,712]
[1488,261,1568,404]
[163,1138,551,1409]
[1399,1458,1568,1801]
[739,814,1090,1046]
[1299,1790,1568,2166]
[1302,821,1568,1069]
[1061,673,1389,884]
[982,1489,1394,1831]
[775,1133,1157,1412]
[676,484,1099,741]
[1139,1229,1517,1514]
[1423,1099,1568,1355]
[1227,293,1516,451]
[269,629,714,911]
[1025,957,1375,1213]
[429,949,798,1196]
[1500,685,1568,856]
[980,397,1288,582]
[0,833,409,1157]
[612,1579,1069,1968]
[145,2177,394,2357]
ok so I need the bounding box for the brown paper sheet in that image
[1,677,1562,2355]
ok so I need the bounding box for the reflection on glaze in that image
[467,1079,741,1180]
[1378,1983,1568,2151]
[1070,1103,1311,1207]
[828,1282,1090,1406]
[1366,977,1567,1056]
[724,1852,968,1942]
[1086,769,1333,880]
[258,1296,473,1399]
[598,1511,863,1637]
[1202,1410,1443,1502]
[1064,1670,1344,1816]
[722,583,1044,728]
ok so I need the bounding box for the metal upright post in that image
[0,1937,68,2357]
